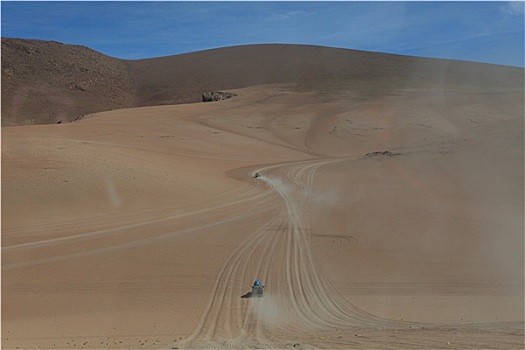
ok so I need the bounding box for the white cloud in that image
[269,10,306,22]
[501,1,524,15]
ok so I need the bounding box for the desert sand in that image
[2,44,524,349]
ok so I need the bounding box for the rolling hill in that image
[2,38,523,126]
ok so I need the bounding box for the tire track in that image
[2,180,274,270]
[177,158,404,349]
[178,212,284,349]
[3,174,263,252]
[258,158,403,330]
[177,159,410,348]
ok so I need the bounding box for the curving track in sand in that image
[177,157,401,349]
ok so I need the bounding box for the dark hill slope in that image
[130,44,523,107]
[2,39,523,126]
[1,38,135,126]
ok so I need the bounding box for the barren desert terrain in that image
[2,42,524,349]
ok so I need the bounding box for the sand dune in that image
[2,42,524,349]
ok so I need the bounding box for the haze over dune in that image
[2,39,524,349]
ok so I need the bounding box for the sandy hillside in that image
[2,44,524,349]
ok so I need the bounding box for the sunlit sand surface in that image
[2,60,523,348]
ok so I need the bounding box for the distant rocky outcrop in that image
[365,150,401,158]
[202,91,237,102]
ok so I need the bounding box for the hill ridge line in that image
[2,38,523,126]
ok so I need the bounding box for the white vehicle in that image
[241,279,264,298]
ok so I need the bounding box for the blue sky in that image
[1,1,524,67]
